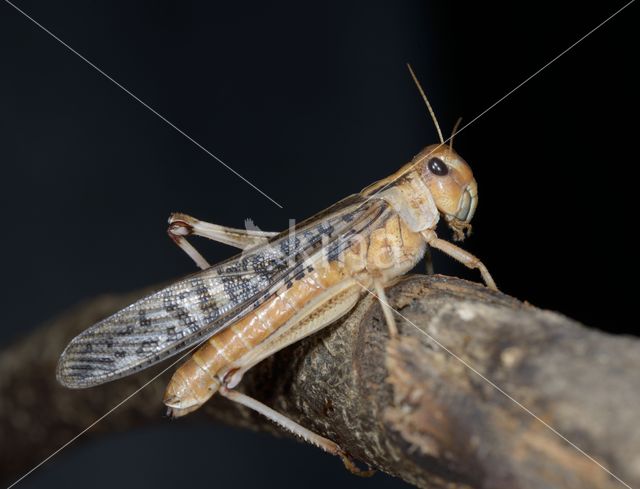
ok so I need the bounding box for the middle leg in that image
[373,280,398,338]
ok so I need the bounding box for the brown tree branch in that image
[1,275,638,488]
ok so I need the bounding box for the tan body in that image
[58,139,496,472]
[164,214,426,415]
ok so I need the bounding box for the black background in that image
[1,1,636,488]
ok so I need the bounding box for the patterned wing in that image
[57,195,389,388]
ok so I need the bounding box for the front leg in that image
[421,230,497,290]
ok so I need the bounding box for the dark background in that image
[1,1,636,488]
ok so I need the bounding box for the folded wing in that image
[57,195,389,388]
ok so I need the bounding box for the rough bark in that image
[1,275,638,489]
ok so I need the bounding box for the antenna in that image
[450,117,463,150]
[406,63,444,144]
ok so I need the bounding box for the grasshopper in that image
[57,66,496,472]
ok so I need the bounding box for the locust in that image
[56,65,496,472]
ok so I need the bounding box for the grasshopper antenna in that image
[406,63,444,144]
[450,116,463,150]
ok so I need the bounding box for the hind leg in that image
[219,386,373,476]
[167,212,278,269]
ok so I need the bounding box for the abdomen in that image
[163,213,425,416]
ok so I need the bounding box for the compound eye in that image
[428,157,448,176]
